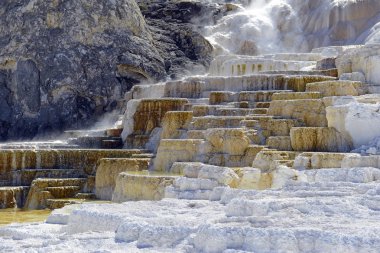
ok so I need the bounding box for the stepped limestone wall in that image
[2,1,380,251]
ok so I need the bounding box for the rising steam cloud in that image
[204,0,380,56]
[204,0,306,56]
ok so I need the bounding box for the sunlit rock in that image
[153,139,204,171]
[204,128,250,155]
[293,152,347,170]
[252,150,299,172]
[160,111,193,139]
[268,99,328,127]
[121,98,188,148]
[336,44,380,86]
[25,178,87,209]
[112,173,177,202]
[327,101,380,148]
[306,80,368,97]
[290,127,352,152]
[95,158,150,200]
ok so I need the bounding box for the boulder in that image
[0,0,165,139]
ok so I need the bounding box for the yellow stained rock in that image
[112,173,177,202]
[268,99,328,127]
[204,128,250,156]
[306,80,368,97]
[153,139,203,172]
[290,127,352,152]
[161,111,193,139]
[95,158,150,200]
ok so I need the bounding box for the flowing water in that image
[0,208,51,226]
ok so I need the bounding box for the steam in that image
[89,111,120,131]
[204,0,380,56]
[204,0,307,56]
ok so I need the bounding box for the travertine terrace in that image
[1,1,380,252]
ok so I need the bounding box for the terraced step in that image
[190,116,246,130]
[74,193,96,199]
[261,69,338,77]
[24,178,89,209]
[250,108,268,115]
[271,92,322,100]
[13,168,81,186]
[0,186,28,208]
[293,152,349,170]
[211,108,257,117]
[268,99,328,127]
[164,75,336,98]
[186,130,205,139]
[101,138,123,149]
[240,120,259,128]
[274,159,294,168]
[244,115,279,121]
[209,90,293,105]
[125,134,150,149]
[187,98,210,104]
[45,198,85,209]
[192,105,232,117]
[95,158,152,200]
[272,53,324,61]
[64,129,107,138]
[209,54,320,76]
[266,136,292,151]
[255,102,271,108]
[106,128,123,138]
[32,178,88,187]
[86,176,96,192]
[0,142,78,150]
[131,153,155,159]
[46,186,81,198]
[290,127,352,152]
[69,136,123,149]
[252,150,300,171]
[306,80,368,97]
[266,119,304,136]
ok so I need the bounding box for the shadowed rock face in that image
[0,0,217,140]
[136,0,219,78]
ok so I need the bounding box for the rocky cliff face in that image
[137,0,219,78]
[0,0,218,140]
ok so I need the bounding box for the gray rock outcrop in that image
[0,0,219,140]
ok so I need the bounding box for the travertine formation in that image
[1,1,380,252]
[1,43,379,214]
